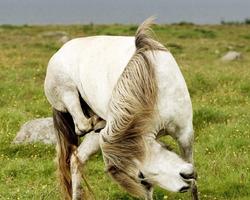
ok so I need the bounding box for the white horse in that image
[44,18,198,200]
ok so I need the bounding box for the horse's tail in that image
[53,108,79,200]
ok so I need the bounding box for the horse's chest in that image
[156,67,192,130]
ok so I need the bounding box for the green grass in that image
[0,23,250,200]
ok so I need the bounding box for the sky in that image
[0,0,250,25]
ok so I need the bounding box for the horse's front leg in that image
[177,127,199,200]
[145,189,153,200]
[176,127,194,163]
[70,131,100,200]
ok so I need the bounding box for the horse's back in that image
[45,36,136,118]
[49,36,135,79]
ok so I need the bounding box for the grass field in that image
[0,23,250,200]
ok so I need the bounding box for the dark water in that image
[0,0,250,25]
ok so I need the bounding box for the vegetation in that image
[221,18,250,25]
[0,23,250,200]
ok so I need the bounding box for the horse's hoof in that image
[75,125,93,136]
[94,121,106,133]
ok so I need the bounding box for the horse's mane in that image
[101,17,167,198]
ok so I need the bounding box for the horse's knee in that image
[177,128,194,163]
[178,129,194,147]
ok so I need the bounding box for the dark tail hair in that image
[53,108,79,200]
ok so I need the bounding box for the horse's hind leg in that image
[61,89,93,135]
[70,131,101,200]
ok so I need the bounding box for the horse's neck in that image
[152,51,193,134]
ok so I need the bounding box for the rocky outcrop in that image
[13,118,56,144]
[221,51,242,62]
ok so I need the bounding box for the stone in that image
[58,35,70,44]
[13,117,56,144]
[40,31,68,38]
[221,51,242,62]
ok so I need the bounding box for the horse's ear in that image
[106,165,119,175]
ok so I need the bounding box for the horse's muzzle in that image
[179,185,190,193]
[180,171,197,180]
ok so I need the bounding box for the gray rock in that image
[58,35,70,44]
[221,51,242,62]
[13,118,56,144]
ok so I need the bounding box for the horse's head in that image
[101,135,195,199]
[138,138,196,194]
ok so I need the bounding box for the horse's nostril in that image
[179,186,190,193]
[180,172,196,180]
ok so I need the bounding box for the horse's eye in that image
[138,171,145,179]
